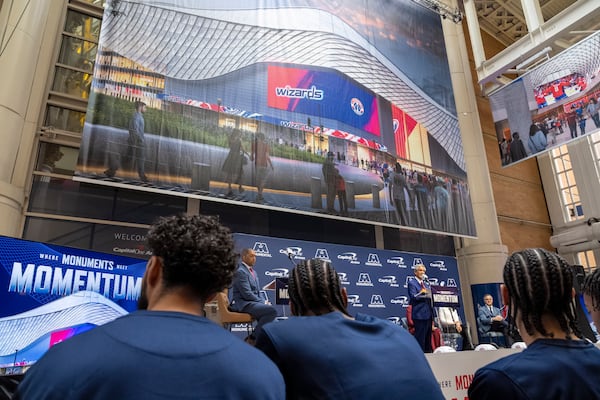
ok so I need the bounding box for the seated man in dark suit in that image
[478,293,512,347]
[230,248,277,342]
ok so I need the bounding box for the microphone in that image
[284,248,297,266]
[285,248,294,259]
[422,274,430,282]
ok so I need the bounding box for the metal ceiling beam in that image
[475,0,600,88]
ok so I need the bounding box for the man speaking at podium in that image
[408,263,433,352]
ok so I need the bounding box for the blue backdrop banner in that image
[233,233,464,329]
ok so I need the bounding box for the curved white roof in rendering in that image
[528,32,600,88]
[0,291,127,355]
[100,1,465,170]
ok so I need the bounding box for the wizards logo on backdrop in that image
[267,65,381,136]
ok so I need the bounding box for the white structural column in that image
[441,15,508,330]
[0,1,62,236]
[520,0,544,33]
[462,0,486,69]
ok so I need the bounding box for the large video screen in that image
[0,236,146,375]
[74,0,475,237]
[490,31,600,167]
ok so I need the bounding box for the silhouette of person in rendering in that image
[105,101,149,182]
[221,129,247,197]
[322,152,337,213]
[251,132,273,203]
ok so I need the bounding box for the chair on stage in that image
[477,308,506,348]
[215,288,254,335]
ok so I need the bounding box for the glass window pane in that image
[64,10,100,42]
[45,105,86,133]
[78,0,106,7]
[52,66,92,98]
[28,179,186,224]
[35,143,78,175]
[58,36,97,71]
[23,217,93,248]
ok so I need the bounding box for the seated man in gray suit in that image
[478,293,512,347]
[230,248,277,343]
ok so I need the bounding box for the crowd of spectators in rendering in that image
[500,92,600,165]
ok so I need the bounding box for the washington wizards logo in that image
[350,98,364,116]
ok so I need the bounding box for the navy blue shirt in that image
[15,311,284,400]
[256,312,444,400]
[469,338,600,400]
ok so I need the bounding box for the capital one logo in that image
[337,252,360,264]
[253,242,272,257]
[378,275,399,287]
[390,296,410,307]
[387,256,407,268]
[429,260,447,271]
[337,272,350,285]
[392,118,399,133]
[365,253,382,267]
[265,268,289,277]
[368,294,386,308]
[347,294,363,307]
[356,273,373,286]
[314,248,330,261]
[279,247,304,259]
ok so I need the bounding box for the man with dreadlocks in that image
[582,267,600,333]
[469,248,600,400]
[255,258,444,400]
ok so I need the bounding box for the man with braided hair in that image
[15,215,284,400]
[255,258,444,400]
[469,248,600,400]
[582,268,600,332]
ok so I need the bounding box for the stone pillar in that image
[371,184,380,208]
[0,1,63,236]
[345,180,355,208]
[441,15,508,340]
[310,177,322,208]
[191,163,211,191]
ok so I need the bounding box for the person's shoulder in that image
[222,337,284,381]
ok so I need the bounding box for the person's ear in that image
[501,284,510,306]
[341,287,348,309]
[146,256,163,291]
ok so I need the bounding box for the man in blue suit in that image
[407,264,433,352]
[230,248,277,342]
[478,293,511,346]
